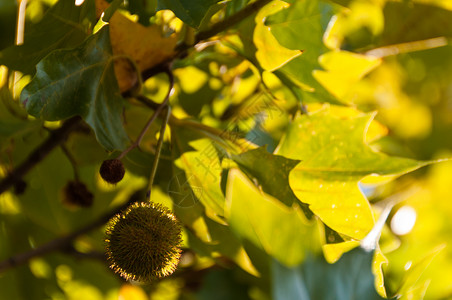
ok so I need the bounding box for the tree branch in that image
[195,0,272,43]
[0,190,144,273]
[142,0,272,80]
[0,116,82,195]
[0,0,271,195]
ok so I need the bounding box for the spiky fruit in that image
[105,202,182,282]
[99,159,125,184]
[62,180,93,208]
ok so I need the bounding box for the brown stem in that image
[142,0,272,80]
[147,106,171,200]
[0,116,82,195]
[194,0,272,43]
[0,190,144,273]
[118,69,174,159]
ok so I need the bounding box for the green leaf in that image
[397,245,445,299]
[171,126,225,216]
[253,1,302,72]
[20,26,129,151]
[226,169,319,266]
[157,0,220,28]
[272,248,387,300]
[265,0,339,103]
[265,0,334,51]
[0,0,95,74]
[232,146,301,207]
[276,106,429,239]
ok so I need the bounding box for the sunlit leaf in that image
[313,50,381,100]
[226,169,319,266]
[96,0,178,92]
[20,26,129,151]
[276,106,429,239]
[396,245,445,298]
[265,0,339,103]
[171,126,225,216]
[254,1,302,72]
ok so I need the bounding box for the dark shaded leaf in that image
[21,26,129,151]
[272,248,388,300]
[232,146,300,207]
[157,0,220,28]
[0,0,95,74]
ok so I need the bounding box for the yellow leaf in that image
[96,0,177,92]
[254,1,302,71]
[314,51,381,99]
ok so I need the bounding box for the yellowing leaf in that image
[276,106,429,239]
[172,127,225,217]
[226,169,319,266]
[96,0,177,92]
[314,50,381,99]
[254,1,302,71]
[323,2,384,50]
[322,241,360,263]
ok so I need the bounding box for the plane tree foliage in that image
[1,0,452,299]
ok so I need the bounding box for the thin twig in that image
[142,0,272,80]
[194,0,272,43]
[60,144,80,181]
[0,190,144,273]
[0,116,82,195]
[147,106,171,201]
[118,70,174,159]
[0,0,270,194]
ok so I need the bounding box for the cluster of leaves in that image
[1,0,452,299]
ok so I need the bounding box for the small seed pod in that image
[105,202,182,282]
[62,180,94,208]
[99,159,125,184]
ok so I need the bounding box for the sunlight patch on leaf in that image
[313,50,381,100]
[172,127,225,217]
[254,1,302,72]
[276,106,429,239]
[226,169,319,266]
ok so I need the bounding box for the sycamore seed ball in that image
[105,202,182,282]
[100,159,125,184]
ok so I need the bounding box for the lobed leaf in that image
[226,169,319,266]
[20,26,129,151]
[232,146,301,208]
[276,106,429,239]
[266,0,339,103]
